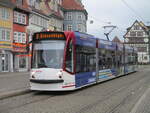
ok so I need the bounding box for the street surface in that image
[0,72,29,98]
[0,66,150,113]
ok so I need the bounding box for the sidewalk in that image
[0,72,30,99]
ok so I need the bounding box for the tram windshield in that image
[31,40,65,69]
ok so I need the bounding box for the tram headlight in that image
[57,71,63,79]
[31,72,36,78]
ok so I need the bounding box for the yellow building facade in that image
[0,3,14,72]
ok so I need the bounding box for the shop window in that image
[19,57,26,68]
[0,54,9,72]
[144,56,147,60]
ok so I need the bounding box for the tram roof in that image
[97,38,117,50]
[65,31,118,50]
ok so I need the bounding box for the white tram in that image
[30,31,138,91]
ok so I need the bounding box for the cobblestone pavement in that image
[0,66,150,113]
[0,72,29,94]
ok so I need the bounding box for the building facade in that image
[62,0,88,33]
[27,9,49,41]
[124,20,150,64]
[39,0,64,31]
[0,0,88,72]
[0,0,14,72]
[12,0,30,72]
[46,0,64,31]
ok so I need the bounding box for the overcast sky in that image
[82,0,150,41]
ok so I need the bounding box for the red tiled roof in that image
[62,0,85,10]
[31,7,49,18]
[112,36,122,43]
[45,0,63,19]
[52,11,64,19]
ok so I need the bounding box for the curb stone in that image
[0,89,31,100]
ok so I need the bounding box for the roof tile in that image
[62,0,85,10]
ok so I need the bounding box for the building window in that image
[22,33,26,43]
[0,28,10,41]
[67,25,72,31]
[14,12,18,23]
[16,0,23,5]
[0,8,10,20]
[14,32,18,42]
[18,13,22,23]
[6,31,10,40]
[22,14,26,24]
[13,32,26,44]
[130,31,136,37]
[67,12,72,20]
[29,0,35,6]
[144,56,147,60]
[31,14,47,28]
[137,47,147,52]
[18,32,22,43]
[77,24,82,32]
[14,11,26,25]
[78,14,82,20]
[137,31,143,37]
[134,25,140,30]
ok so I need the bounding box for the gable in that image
[124,20,149,38]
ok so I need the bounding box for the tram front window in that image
[32,40,65,69]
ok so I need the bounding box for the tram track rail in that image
[73,70,150,113]
[0,67,149,113]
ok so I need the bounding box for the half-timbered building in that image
[124,20,150,64]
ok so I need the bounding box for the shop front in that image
[0,50,13,72]
[13,53,28,72]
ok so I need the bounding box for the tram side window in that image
[134,53,138,64]
[65,40,74,73]
[99,49,115,70]
[128,54,134,65]
[76,45,96,73]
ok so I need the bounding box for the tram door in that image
[0,54,9,72]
